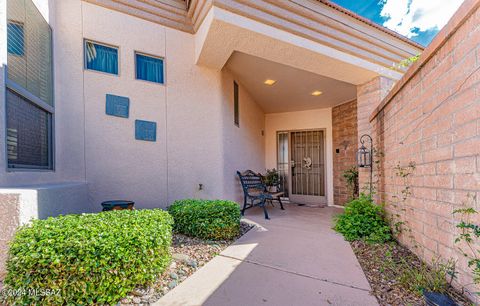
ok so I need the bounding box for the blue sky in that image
[330,0,463,46]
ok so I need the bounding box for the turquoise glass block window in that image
[135,120,156,142]
[135,53,164,84]
[7,22,24,55]
[85,41,118,75]
[106,94,129,118]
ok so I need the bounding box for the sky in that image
[329,0,464,46]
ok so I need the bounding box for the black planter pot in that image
[423,292,457,306]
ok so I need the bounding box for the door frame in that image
[276,128,327,206]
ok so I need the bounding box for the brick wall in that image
[369,0,480,298]
[332,100,358,205]
[357,76,395,193]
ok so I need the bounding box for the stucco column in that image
[0,194,20,279]
[356,76,394,193]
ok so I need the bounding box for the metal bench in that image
[237,170,285,219]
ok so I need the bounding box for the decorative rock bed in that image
[119,221,254,305]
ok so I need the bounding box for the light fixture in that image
[311,90,323,96]
[356,134,373,195]
[264,79,277,86]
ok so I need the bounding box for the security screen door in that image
[277,130,326,205]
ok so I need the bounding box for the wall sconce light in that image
[356,134,373,194]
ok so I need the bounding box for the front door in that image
[277,130,326,206]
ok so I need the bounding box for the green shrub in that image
[168,199,241,240]
[4,209,173,305]
[334,195,392,243]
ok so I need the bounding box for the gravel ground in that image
[119,221,254,305]
[351,241,472,306]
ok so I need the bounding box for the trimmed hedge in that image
[168,199,241,240]
[4,209,173,305]
[334,195,392,243]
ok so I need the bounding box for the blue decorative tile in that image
[135,120,156,142]
[106,94,129,118]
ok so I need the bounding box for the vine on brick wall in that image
[453,193,480,287]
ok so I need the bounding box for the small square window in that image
[7,22,24,56]
[85,40,118,75]
[135,53,164,84]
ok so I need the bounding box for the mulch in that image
[351,241,473,306]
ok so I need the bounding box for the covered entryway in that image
[224,51,358,206]
[192,0,422,206]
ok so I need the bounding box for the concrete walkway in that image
[156,204,378,306]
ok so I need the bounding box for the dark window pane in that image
[85,41,118,75]
[7,89,52,169]
[234,81,239,127]
[7,22,24,55]
[136,53,164,83]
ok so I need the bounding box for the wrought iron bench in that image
[237,170,285,219]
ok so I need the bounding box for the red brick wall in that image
[370,1,480,298]
[332,100,358,205]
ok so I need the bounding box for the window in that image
[6,89,53,169]
[234,81,239,127]
[7,21,24,56]
[85,41,119,75]
[135,53,164,84]
[6,0,54,170]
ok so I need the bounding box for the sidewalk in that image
[155,204,378,306]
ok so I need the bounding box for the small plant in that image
[263,168,280,187]
[3,209,173,305]
[388,161,416,242]
[342,166,359,200]
[168,199,241,240]
[453,193,480,284]
[392,54,421,70]
[334,195,392,243]
[397,258,457,296]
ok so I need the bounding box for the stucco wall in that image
[265,108,334,205]
[369,0,480,298]
[0,193,19,278]
[221,69,265,203]
[75,2,228,208]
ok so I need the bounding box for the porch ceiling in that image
[226,52,356,113]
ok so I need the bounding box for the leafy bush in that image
[4,209,173,305]
[334,195,392,243]
[168,199,241,240]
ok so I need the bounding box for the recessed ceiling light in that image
[264,79,277,86]
[311,90,322,96]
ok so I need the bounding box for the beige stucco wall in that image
[78,2,229,208]
[265,108,334,205]
[221,69,266,203]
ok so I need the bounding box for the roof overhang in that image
[84,0,424,84]
[196,5,406,85]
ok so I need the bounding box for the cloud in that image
[379,0,464,38]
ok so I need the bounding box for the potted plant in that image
[263,169,280,192]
